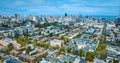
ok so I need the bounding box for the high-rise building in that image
[32,16,39,22]
[15,14,20,19]
[115,17,120,27]
[65,13,67,17]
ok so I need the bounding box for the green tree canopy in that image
[85,52,95,61]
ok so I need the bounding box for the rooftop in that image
[3,38,15,43]
[4,58,22,63]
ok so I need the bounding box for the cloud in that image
[13,1,27,6]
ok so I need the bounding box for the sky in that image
[0,0,120,16]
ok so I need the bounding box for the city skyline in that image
[0,1,120,62]
[0,0,120,16]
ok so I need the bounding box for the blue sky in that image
[0,0,120,16]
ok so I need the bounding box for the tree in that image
[33,39,37,46]
[16,37,30,47]
[85,52,95,61]
[36,58,42,63]
[108,60,112,63]
[55,34,59,36]
[63,37,71,45]
[64,61,67,63]
[67,48,72,53]
[58,47,65,54]
[95,43,107,60]
[113,59,119,63]
[60,47,65,52]
[43,43,49,49]
[61,36,64,39]
[79,49,83,57]
[4,48,10,54]
[93,34,97,37]
[7,43,14,50]
[26,46,31,54]
[49,33,53,37]
[39,30,41,35]
[101,49,107,60]
[49,45,53,50]
[0,50,4,53]
[60,36,71,44]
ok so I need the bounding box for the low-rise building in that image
[50,39,64,47]
[9,50,20,57]
[0,53,11,60]
[4,57,22,63]
[40,58,51,63]
[18,49,48,63]
[0,38,21,50]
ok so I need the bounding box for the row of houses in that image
[68,38,99,52]
[0,26,38,38]
[0,53,22,63]
[46,52,76,63]
[9,48,48,63]
[41,26,64,36]
[107,45,120,60]
[0,38,21,50]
